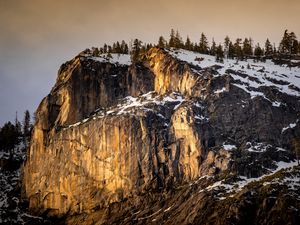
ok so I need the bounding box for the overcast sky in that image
[1,0,300,125]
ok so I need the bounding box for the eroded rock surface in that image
[23,48,300,224]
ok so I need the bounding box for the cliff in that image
[23,48,300,224]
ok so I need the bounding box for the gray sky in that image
[1,0,300,125]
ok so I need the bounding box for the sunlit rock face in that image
[23,48,300,222]
[147,48,199,95]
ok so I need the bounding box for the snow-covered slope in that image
[66,92,186,128]
[167,48,300,97]
[88,53,131,65]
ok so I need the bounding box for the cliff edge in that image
[23,48,300,224]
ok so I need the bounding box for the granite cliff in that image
[22,48,300,224]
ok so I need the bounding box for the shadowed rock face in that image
[23,48,300,223]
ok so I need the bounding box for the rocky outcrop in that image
[73,166,299,225]
[147,48,199,95]
[23,48,300,223]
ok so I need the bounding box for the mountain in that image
[21,47,300,224]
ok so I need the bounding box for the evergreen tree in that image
[234,38,243,60]
[92,47,100,56]
[131,38,142,61]
[215,44,224,62]
[15,112,22,140]
[103,44,108,53]
[174,30,183,48]
[0,122,20,155]
[243,38,253,58]
[146,43,153,50]
[279,30,298,54]
[254,43,263,60]
[273,43,277,54]
[224,36,230,58]
[23,110,31,149]
[112,43,117,53]
[158,36,167,48]
[124,43,129,54]
[289,32,297,54]
[264,38,273,56]
[169,29,176,48]
[121,40,129,54]
[184,36,192,50]
[107,45,112,53]
[199,33,209,54]
[228,41,235,59]
[292,39,299,55]
[115,41,121,53]
[193,43,199,52]
[147,43,154,50]
[210,39,217,56]
[140,44,147,56]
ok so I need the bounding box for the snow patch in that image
[65,92,185,128]
[272,101,281,107]
[89,53,131,65]
[214,87,227,94]
[204,160,298,197]
[282,120,298,133]
[246,142,271,153]
[223,144,237,151]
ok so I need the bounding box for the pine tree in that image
[174,30,183,48]
[103,44,108,53]
[289,32,297,54]
[124,43,129,54]
[273,43,277,54]
[131,38,142,61]
[169,29,176,48]
[184,36,192,50]
[264,38,273,56]
[108,45,112,53]
[254,43,263,60]
[279,30,298,54]
[216,44,224,62]
[15,112,22,146]
[292,39,299,55]
[121,40,129,54]
[112,43,117,53]
[115,41,121,53]
[0,122,20,155]
[224,36,231,58]
[15,112,21,133]
[228,41,235,59]
[140,44,147,56]
[210,39,217,56]
[243,38,253,58]
[234,38,243,60]
[23,110,31,149]
[199,33,209,54]
[158,36,166,48]
[193,43,199,52]
[146,43,153,50]
[92,47,100,56]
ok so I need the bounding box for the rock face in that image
[23,48,300,223]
